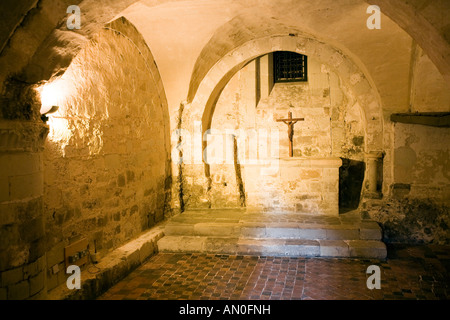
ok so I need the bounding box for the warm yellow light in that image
[48,117,71,142]
[37,80,74,151]
[38,80,70,114]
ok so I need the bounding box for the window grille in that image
[274,51,308,83]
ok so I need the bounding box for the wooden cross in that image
[276,111,305,157]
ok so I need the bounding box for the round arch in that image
[185,34,384,155]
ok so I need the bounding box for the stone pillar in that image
[0,119,48,300]
[365,151,383,198]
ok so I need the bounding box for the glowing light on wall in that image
[39,80,68,115]
[37,80,74,148]
[47,116,72,143]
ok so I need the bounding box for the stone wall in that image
[0,16,171,300]
[40,19,171,292]
[192,55,366,211]
[178,48,449,244]
[364,198,449,244]
[0,120,48,299]
[393,124,449,198]
[363,123,450,244]
[0,75,49,299]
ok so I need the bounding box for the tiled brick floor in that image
[98,244,450,300]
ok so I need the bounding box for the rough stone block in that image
[296,226,327,239]
[138,241,156,263]
[0,154,40,178]
[46,270,59,291]
[326,228,359,240]
[308,182,322,192]
[236,239,321,257]
[284,240,321,256]
[125,249,140,270]
[360,221,382,240]
[0,203,15,226]
[100,258,129,289]
[7,280,29,300]
[23,256,45,279]
[323,192,339,203]
[56,262,67,286]
[299,169,321,180]
[158,236,205,252]
[20,217,44,242]
[117,174,126,187]
[237,238,284,256]
[0,287,7,300]
[9,172,42,200]
[1,267,23,286]
[194,223,239,236]
[347,240,387,259]
[0,177,9,202]
[324,181,339,192]
[46,242,66,268]
[29,271,45,296]
[242,226,267,238]
[319,240,350,257]
[264,227,294,239]
[204,237,239,253]
[0,156,9,178]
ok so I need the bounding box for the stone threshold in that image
[164,210,382,241]
[158,236,387,259]
[164,221,382,240]
[46,226,164,300]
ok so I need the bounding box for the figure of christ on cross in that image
[276,111,305,157]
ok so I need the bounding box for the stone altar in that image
[243,157,342,216]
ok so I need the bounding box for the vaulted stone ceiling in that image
[0,0,449,115]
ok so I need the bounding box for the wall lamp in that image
[41,106,59,123]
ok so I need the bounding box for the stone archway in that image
[179,34,384,210]
[196,35,383,150]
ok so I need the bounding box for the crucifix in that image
[276,111,305,157]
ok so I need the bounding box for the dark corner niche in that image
[339,158,365,213]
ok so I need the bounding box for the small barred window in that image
[273,51,308,83]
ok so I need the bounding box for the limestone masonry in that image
[0,0,449,300]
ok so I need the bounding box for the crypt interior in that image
[0,0,449,300]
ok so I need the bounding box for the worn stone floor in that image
[98,244,450,300]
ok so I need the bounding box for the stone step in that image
[159,210,387,259]
[157,236,387,259]
[163,221,382,241]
